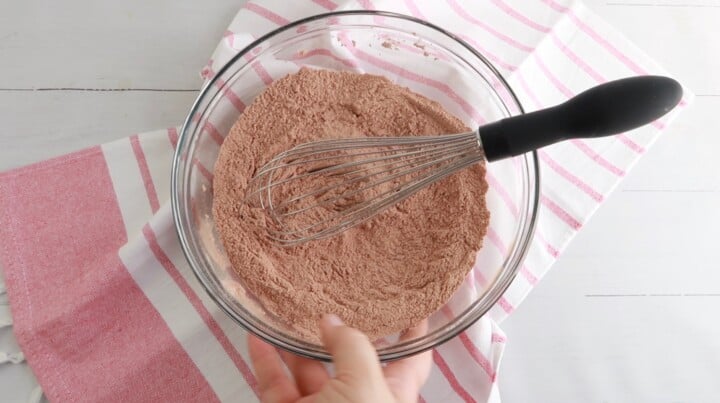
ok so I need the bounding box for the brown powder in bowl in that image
[213,68,490,341]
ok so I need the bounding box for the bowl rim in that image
[171,9,540,362]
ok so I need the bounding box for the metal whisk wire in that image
[242,76,684,246]
[245,131,484,245]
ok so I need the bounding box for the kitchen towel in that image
[0,0,690,402]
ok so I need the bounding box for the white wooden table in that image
[1,1,718,401]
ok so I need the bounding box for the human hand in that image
[248,314,432,403]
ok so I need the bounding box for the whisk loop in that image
[245,132,485,245]
[244,76,683,246]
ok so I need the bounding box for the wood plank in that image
[586,0,720,95]
[501,2,720,402]
[0,90,198,171]
[501,190,720,401]
[0,0,241,89]
[1,1,718,402]
[620,97,720,192]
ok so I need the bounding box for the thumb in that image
[320,314,385,384]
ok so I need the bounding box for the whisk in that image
[246,75,682,245]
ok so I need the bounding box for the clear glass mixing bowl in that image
[172,11,539,361]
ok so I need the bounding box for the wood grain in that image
[0,0,718,402]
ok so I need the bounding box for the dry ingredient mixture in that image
[213,68,490,340]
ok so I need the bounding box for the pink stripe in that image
[496,297,515,313]
[456,34,518,72]
[216,77,247,112]
[486,227,507,254]
[404,0,427,19]
[168,127,179,149]
[550,36,604,85]
[534,48,646,154]
[473,269,515,313]
[473,267,488,287]
[447,0,533,52]
[223,30,237,49]
[244,53,274,85]
[491,0,551,33]
[513,70,544,108]
[204,121,225,146]
[357,0,375,9]
[256,7,564,278]
[201,58,214,80]
[547,37,647,152]
[0,147,219,402]
[143,224,259,396]
[571,139,626,176]
[617,134,645,153]
[541,195,582,230]
[543,0,568,12]
[244,2,290,25]
[491,333,507,343]
[536,54,646,156]
[206,61,247,113]
[432,351,478,403]
[131,145,256,393]
[292,48,359,69]
[222,31,275,86]
[206,57,251,112]
[534,53,574,99]
[459,333,496,380]
[515,69,627,176]
[486,172,519,217]
[550,33,605,83]
[520,266,539,285]
[440,305,497,382]
[130,135,160,213]
[171,119,214,181]
[545,0,678,132]
[651,120,665,130]
[312,0,338,10]
[339,34,484,123]
[194,158,214,182]
[539,151,603,202]
[486,228,537,285]
[545,0,648,76]
[472,263,514,314]
[357,0,384,23]
[537,232,560,258]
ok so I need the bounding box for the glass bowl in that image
[172,10,539,362]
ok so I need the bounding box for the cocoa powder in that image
[213,68,490,340]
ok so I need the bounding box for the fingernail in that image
[323,314,343,327]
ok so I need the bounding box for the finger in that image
[383,321,433,403]
[280,350,329,395]
[247,335,300,403]
[319,314,384,384]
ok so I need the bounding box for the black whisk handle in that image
[479,75,683,162]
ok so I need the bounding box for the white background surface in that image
[0,1,718,402]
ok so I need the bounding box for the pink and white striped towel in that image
[0,1,690,402]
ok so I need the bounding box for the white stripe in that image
[136,128,254,365]
[118,237,253,402]
[438,337,494,399]
[420,357,463,403]
[149,208,254,372]
[103,143,256,402]
[0,305,12,327]
[101,139,153,237]
[138,129,175,206]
